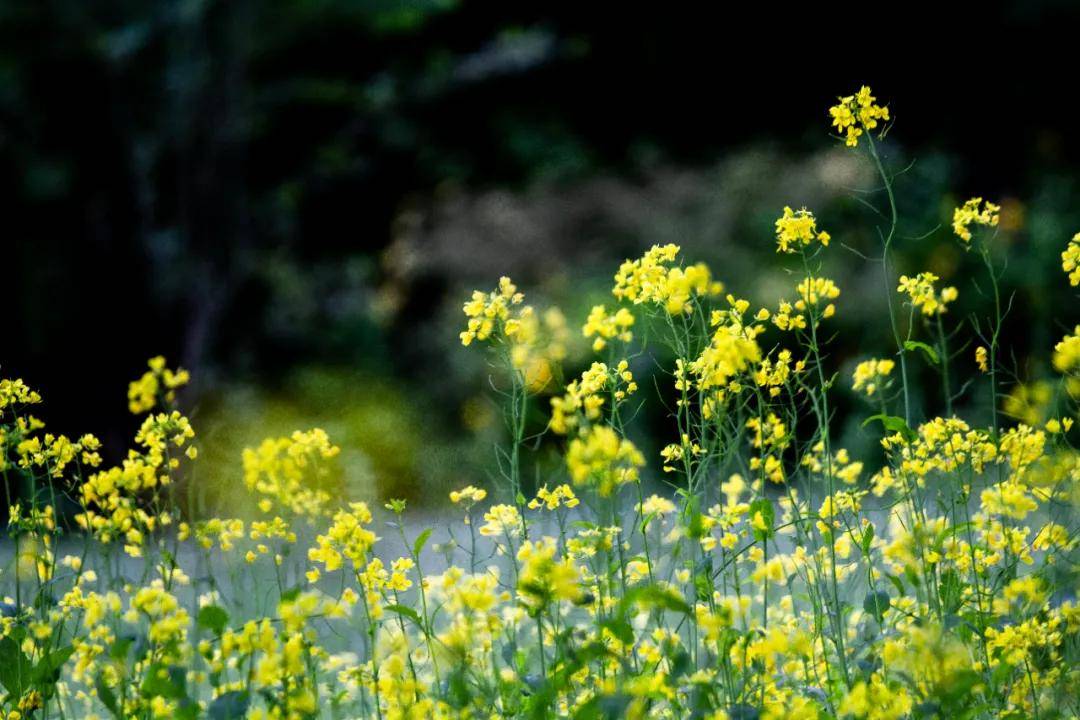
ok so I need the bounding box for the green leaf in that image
[683,494,705,539]
[639,511,659,533]
[904,340,940,365]
[175,698,200,720]
[631,585,692,616]
[942,521,975,540]
[573,693,632,720]
[96,675,121,718]
[140,663,186,699]
[108,635,136,662]
[209,690,251,720]
[0,636,32,697]
[861,523,875,554]
[384,604,422,625]
[939,569,966,614]
[197,605,230,635]
[862,414,916,442]
[863,590,891,621]
[413,528,433,558]
[600,618,635,645]
[32,645,74,686]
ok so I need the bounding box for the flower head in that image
[828,86,890,147]
[1063,232,1080,286]
[897,272,957,316]
[975,346,989,373]
[852,359,895,397]
[128,356,190,414]
[1053,326,1080,375]
[479,504,523,538]
[449,485,487,509]
[952,197,1000,243]
[775,206,831,254]
[566,425,645,497]
[582,305,635,352]
[612,245,723,315]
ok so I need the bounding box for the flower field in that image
[2,87,1079,719]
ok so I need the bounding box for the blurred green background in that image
[4,1,1080,512]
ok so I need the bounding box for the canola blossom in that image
[828,86,890,148]
[2,86,1079,720]
[953,197,1001,243]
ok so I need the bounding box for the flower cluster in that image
[975,345,989,372]
[795,275,840,317]
[1054,325,1080,375]
[461,277,567,391]
[307,502,377,574]
[582,304,635,352]
[897,272,958,316]
[0,378,42,410]
[565,424,645,496]
[127,355,190,414]
[459,276,523,346]
[852,358,895,397]
[1064,231,1080,286]
[612,244,723,314]
[952,197,1001,242]
[241,428,341,519]
[528,483,579,511]
[774,206,830,253]
[828,85,890,147]
[549,361,616,435]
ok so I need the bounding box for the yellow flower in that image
[794,276,840,319]
[852,359,895,397]
[566,425,645,497]
[582,305,635,352]
[0,378,42,410]
[242,428,340,520]
[975,345,989,373]
[549,362,612,435]
[516,536,581,610]
[460,276,523,346]
[838,677,912,719]
[828,86,890,147]
[688,324,761,395]
[478,503,522,538]
[952,197,1000,243]
[774,206,830,254]
[612,244,722,314]
[449,485,487,508]
[1063,232,1080,286]
[637,494,676,517]
[528,484,579,511]
[307,502,376,572]
[897,272,957,315]
[1053,326,1080,375]
[127,356,190,414]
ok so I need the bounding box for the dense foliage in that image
[2,88,1079,719]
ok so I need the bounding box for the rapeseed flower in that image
[897,272,957,315]
[565,424,644,496]
[852,358,895,397]
[1063,232,1080,285]
[952,197,1001,243]
[828,85,890,147]
[774,206,830,254]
